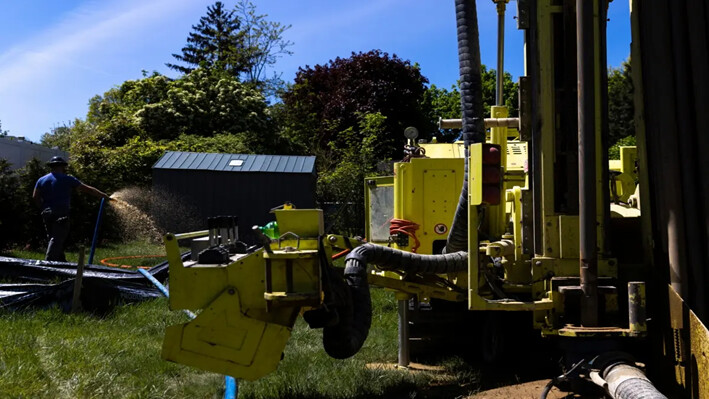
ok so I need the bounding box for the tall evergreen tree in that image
[166,1,251,76]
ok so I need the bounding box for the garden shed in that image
[152,151,316,242]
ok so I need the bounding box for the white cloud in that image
[0,0,208,139]
[0,0,202,91]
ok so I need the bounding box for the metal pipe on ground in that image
[397,297,411,368]
[577,0,598,327]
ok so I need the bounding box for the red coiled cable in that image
[389,218,421,253]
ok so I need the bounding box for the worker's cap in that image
[47,156,68,166]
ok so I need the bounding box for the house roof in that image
[152,151,316,174]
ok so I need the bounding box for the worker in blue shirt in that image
[33,156,111,262]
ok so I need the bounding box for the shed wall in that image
[152,169,315,242]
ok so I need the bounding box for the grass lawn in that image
[0,242,480,398]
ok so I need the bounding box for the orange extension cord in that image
[100,255,166,270]
[389,218,420,253]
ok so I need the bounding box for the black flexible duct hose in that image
[322,244,468,359]
[446,0,486,253]
[349,244,468,274]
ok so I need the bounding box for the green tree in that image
[420,66,518,142]
[480,65,518,117]
[136,68,269,144]
[40,124,73,151]
[0,158,48,250]
[85,73,171,146]
[39,68,275,194]
[609,135,636,160]
[235,0,293,94]
[317,112,390,235]
[0,120,8,136]
[77,69,270,145]
[16,158,49,248]
[167,1,252,76]
[420,83,462,142]
[608,59,634,145]
[0,159,24,249]
[281,50,430,161]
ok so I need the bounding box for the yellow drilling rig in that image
[158,1,708,397]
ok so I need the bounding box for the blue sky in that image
[0,1,631,143]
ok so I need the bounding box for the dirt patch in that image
[467,379,568,399]
[367,362,446,372]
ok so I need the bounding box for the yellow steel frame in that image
[161,209,324,380]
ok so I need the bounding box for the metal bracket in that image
[277,231,301,249]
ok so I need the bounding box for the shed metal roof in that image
[152,151,316,174]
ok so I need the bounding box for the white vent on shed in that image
[229,159,244,167]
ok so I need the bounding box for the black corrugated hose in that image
[323,244,468,359]
[446,0,486,254]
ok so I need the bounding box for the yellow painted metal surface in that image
[162,285,293,381]
[489,106,509,238]
[162,209,324,380]
[689,309,709,398]
[419,142,465,159]
[469,143,484,206]
[506,141,528,172]
[558,215,579,260]
[667,285,709,397]
[490,106,509,168]
[508,187,524,261]
[609,146,638,203]
[393,157,463,254]
[368,273,465,302]
[273,209,324,237]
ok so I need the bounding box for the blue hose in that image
[136,268,237,398]
[136,268,170,298]
[224,376,237,399]
[87,198,105,265]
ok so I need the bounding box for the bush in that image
[609,135,636,160]
[0,159,27,250]
[317,113,391,235]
